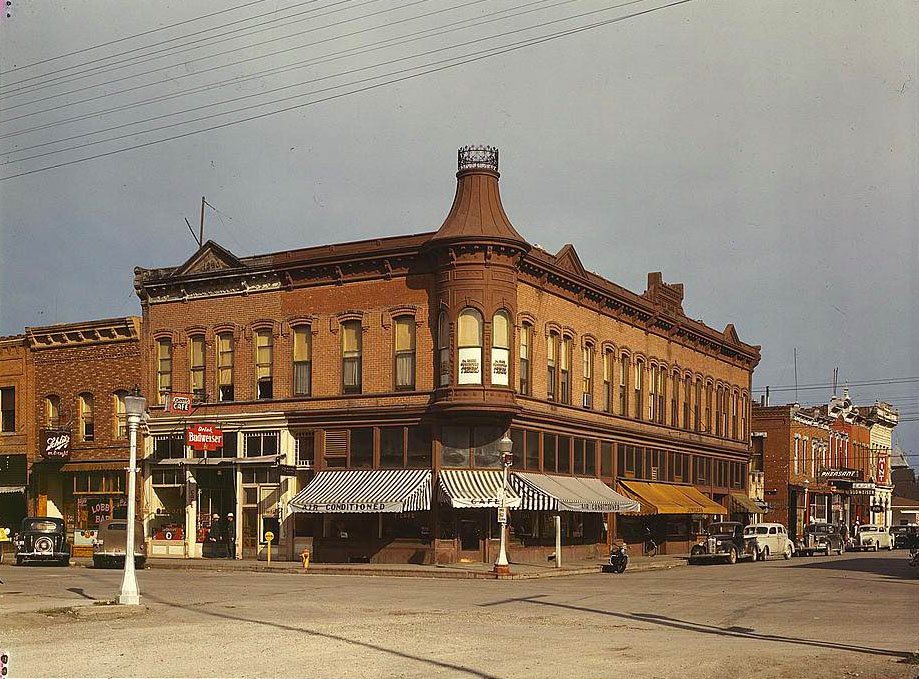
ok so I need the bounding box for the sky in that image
[0,0,916,456]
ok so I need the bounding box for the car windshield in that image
[707,524,736,535]
[106,523,127,531]
[755,526,769,534]
[860,526,878,533]
[809,525,829,533]
[23,519,61,532]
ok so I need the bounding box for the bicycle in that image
[644,536,658,557]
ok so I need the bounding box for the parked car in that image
[795,522,845,556]
[856,524,894,551]
[92,520,147,569]
[12,517,71,566]
[743,522,794,560]
[890,525,919,550]
[689,522,758,564]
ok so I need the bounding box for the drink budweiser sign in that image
[187,424,223,451]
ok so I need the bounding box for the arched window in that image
[217,333,234,402]
[341,320,362,393]
[255,329,274,399]
[156,338,172,405]
[741,393,748,439]
[437,312,450,387]
[457,308,483,385]
[658,369,667,425]
[721,388,729,437]
[694,378,702,431]
[559,336,571,403]
[46,395,61,428]
[648,364,658,421]
[491,311,511,387]
[671,370,680,425]
[619,354,629,416]
[602,350,613,413]
[189,335,205,402]
[293,325,312,396]
[731,390,739,439]
[113,390,128,439]
[547,332,559,401]
[518,322,532,395]
[633,358,644,419]
[78,393,94,442]
[394,316,416,390]
[582,344,594,408]
[682,375,691,429]
[705,382,714,433]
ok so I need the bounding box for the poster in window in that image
[491,348,509,386]
[457,347,482,385]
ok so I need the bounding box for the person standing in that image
[224,513,236,559]
[208,513,224,558]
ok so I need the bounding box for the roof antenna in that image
[184,217,201,247]
[199,195,206,246]
[793,347,798,404]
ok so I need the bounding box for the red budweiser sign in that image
[187,424,223,451]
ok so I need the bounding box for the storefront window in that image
[244,431,279,457]
[472,426,503,468]
[543,434,557,473]
[350,428,373,468]
[585,440,596,476]
[526,431,540,470]
[510,429,524,469]
[574,438,586,475]
[154,434,186,460]
[295,432,315,467]
[380,427,404,468]
[600,441,613,477]
[406,426,431,467]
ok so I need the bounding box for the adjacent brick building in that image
[133,146,761,564]
[0,334,31,529]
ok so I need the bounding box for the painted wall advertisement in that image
[458,347,482,385]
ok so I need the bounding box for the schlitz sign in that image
[41,429,72,460]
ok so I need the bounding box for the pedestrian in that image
[208,513,223,558]
[224,512,236,559]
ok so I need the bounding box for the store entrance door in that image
[242,507,258,558]
[195,468,235,557]
[457,510,486,562]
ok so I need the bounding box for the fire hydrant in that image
[301,548,311,569]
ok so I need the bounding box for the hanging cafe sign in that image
[166,393,193,414]
[187,424,223,451]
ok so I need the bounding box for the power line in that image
[1,0,578,149]
[1,0,663,164]
[0,0,275,76]
[753,377,919,394]
[0,0,696,182]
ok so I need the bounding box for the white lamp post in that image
[119,387,146,606]
[494,431,513,575]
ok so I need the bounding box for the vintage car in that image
[890,525,919,550]
[795,522,846,556]
[856,524,894,551]
[689,522,758,564]
[743,522,794,560]
[92,520,147,569]
[12,517,71,566]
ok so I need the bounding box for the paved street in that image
[1,551,916,679]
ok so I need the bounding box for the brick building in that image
[133,146,761,564]
[26,317,143,554]
[0,334,31,529]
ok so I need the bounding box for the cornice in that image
[27,317,141,350]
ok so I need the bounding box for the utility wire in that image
[753,377,919,393]
[2,0,660,162]
[0,0,696,182]
[0,0,274,76]
[1,0,577,147]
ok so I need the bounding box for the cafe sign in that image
[187,424,223,451]
[167,393,192,414]
[40,429,72,460]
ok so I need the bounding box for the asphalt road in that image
[1,551,917,679]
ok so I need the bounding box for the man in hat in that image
[207,513,224,558]
[224,512,236,559]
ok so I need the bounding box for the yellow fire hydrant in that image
[301,547,311,569]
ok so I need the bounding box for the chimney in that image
[765,386,770,407]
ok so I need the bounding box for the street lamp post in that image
[119,387,146,606]
[802,478,810,527]
[494,431,513,576]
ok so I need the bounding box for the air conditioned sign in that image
[186,425,223,451]
[40,429,71,460]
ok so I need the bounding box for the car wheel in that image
[15,555,23,566]
[727,548,737,565]
[750,548,758,562]
[783,545,792,560]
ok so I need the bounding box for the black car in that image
[13,517,71,566]
[689,522,757,564]
[890,525,919,550]
[795,522,846,556]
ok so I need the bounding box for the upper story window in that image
[794,435,800,474]
[491,311,511,387]
[741,393,748,439]
[731,390,739,439]
[547,332,559,401]
[0,386,15,432]
[714,385,724,435]
[394,316,416,391]
[658,369,667,425]
[113,390,128,439]
[244,430,279,458]
[518,322,532,396]
[720,387,729,437]
[341,320,362,394]
[217,332,234,402]
[633,358,644,419]
[671,370,680,425]
[46,394,61,428]
[559,337,571,404]
[78,392,94,442]
[648,364,658,422]
[694,379,702,431]
[156,338,172,404]
[457,308,483,385]
[437,312,450,387]
[189,335,206,402]
[255,330,274,399]
[802,436,810,475]
[682,375,691,429]
[619,354,629,416]
[602,350,613,413]
[293,325,312,396]
[705,382,713,433]
[581,344,593,408]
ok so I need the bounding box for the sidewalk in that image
[124,553,688,580]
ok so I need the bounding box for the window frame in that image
[457,308,484,386]
[155,338,172,405]
[255,329,274,400]
[217,332,235,402]
[393,315,417,391]
[112,390,128,440]
[78,392,94,442]
[188,334,206,402]
[0,386,15,432]
[518,322,532,396]
[341,320,363,394]
[292,325,312,397]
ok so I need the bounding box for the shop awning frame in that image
[511,473,639,513]
[438,470,522,509]
[59,461,129,472]
[0,485,26,495]
[289,469,431,513]
[619,481,727,516]
[730,492,765,515]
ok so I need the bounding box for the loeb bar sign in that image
[187,424,223,451]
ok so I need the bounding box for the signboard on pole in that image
[187,425,223,451]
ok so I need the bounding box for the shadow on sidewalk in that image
[478,595,913,660]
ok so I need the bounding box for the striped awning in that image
[438,470,522,509]
[511,473,640,513]
[0,485,26,495]
[289,469,431,513]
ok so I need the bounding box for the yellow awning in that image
[671,485,728,515]
[730,492,764,514]
[619,481,699,515]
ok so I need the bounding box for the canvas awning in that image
[619,481,726,515]
[59,461,128,472]
[673,485,728,515]
[730,492,765,514]
[289,469,431,513]
[438,470,522,509]
[511,473,639,513]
